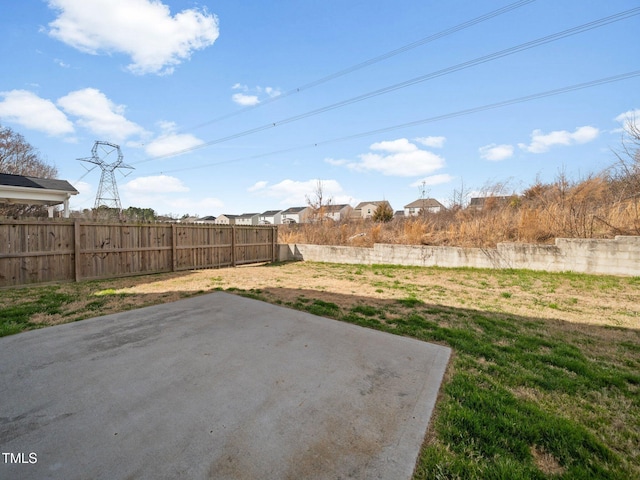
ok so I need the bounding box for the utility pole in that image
[78,141,134,211]
[419,180,429,220]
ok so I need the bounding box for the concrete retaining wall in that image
[278,236,640,276]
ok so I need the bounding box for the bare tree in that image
[606,115,640,233]
[0,125,57,178]
[0,124,59,217]
[305,180,333,221]
[449,178,470,211]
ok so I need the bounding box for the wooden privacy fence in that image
[0,220,278,287]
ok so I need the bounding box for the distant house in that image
[179,216,200,223]
[280,206,311,224]
[214,214,239,225]
[394,210,405,219]
[259,210,282,225]
[235,213,260,226]
[354,201,393,219]
[404,198,445,216]
[468,196,516,211]
[194,215,216,224]
[322,204,353,222]
[0,172,78,218]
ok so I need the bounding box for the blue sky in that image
[0,0,638,217]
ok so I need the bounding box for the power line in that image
[132,7,640,166]
[149,70,640,176]
[183,0,537,131]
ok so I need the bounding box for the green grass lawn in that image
[1,262,639,478]
[284,294,640,479]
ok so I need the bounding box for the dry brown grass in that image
[280,174,640,248]
[2,262,639,332]
[32,262,635,330]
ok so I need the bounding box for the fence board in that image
[0,220,277,287]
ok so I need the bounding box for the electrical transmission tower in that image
[78,141,134,210]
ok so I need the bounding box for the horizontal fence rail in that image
[0,220,277,287]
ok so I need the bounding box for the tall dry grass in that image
[279,173,640,248]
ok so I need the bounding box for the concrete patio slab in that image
[0,292,451,479]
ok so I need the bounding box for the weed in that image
[94,288,118,296]
[397,297,423,308]
[85,299,107,311]
[305,299,340,317]
[350,305,380,317]
[0,290,74,337]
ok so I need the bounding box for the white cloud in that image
[69,180,93,210]
[71,180,92,194]
[263,87,281,98]
[231,84,281,105]
[344,138,445,176]
[231,93,260,106]
[415,136,446,148]
[247,180,268,192]
[57,88,146,142]
[0,90,74,136]
[409,174,454,187]
[370,138,416,153]
[614,109,640,134]
[47,0,219,75]
[120,193,223,217]
[615,109,640,124]
[123,175,189,194]
[119,176,218,214]
[518,126,599,153]
[479,143,514,161]
[250,179,350,206]
[145,121,204,157]
[144,122,203,158]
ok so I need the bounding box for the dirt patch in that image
[112,262,639,330]
[531,445,566,476]
[4,262,639,334]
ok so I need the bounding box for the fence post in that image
[272,226,277,262]
[171,223,177,272]
[74,219,81,282]
[231,225,236,267]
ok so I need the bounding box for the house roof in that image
[404,198,444,209]
[217,214,239,219]
[199,215,217,221]
[237,212,259,219]
[469,196,513,207]
[281,206,308,214]
[354,200,390,209]
[323,203,351,212]
[0,172,78,193]
[261,210,282,216]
